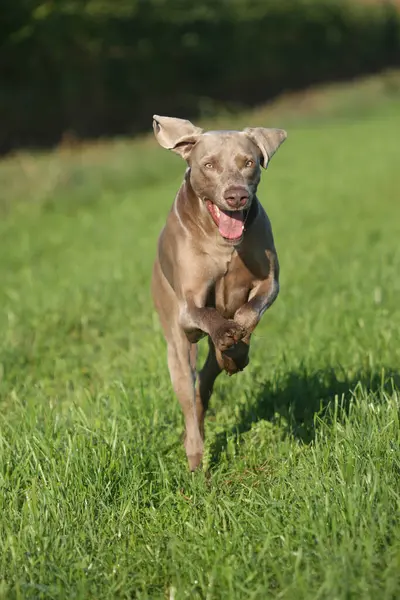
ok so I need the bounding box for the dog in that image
[151,115,287,470]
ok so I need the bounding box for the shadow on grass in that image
[208,366,400,468]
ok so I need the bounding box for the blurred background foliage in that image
[1,0,400,153]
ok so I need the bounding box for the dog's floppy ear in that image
[244,127,287,168]
[153,115,203,160]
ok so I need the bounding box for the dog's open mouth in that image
[205,200,245,242]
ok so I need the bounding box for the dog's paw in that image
[222,349,250,376]
[221,353,240,376]
[187,453,203,472]
[184,434,204,472]
[213,320,246,353]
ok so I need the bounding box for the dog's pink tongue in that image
[218,210,244,240]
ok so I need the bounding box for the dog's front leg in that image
[179,296,251,378]
[234,275,279,334]
[179,299,246,352]
[211,275,279,377]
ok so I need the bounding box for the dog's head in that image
[153,115,287,244]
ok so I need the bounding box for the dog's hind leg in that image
[167,331,204,471]
[195,338,222,440]
[152,261,203,471]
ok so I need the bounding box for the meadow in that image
[0,73,399,599]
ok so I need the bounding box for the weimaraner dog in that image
[151,115,287,470]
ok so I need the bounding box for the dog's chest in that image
[211,251,254,318]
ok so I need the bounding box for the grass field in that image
[0,72,400,599]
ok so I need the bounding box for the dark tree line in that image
[1,0,399,153]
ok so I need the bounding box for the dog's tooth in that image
[215,206,220,217]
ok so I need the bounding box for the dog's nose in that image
[223,187,249,209]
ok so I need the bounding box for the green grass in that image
[1,72,400,599]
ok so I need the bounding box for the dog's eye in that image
[245,159,254,168]
[204,162,214,169]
